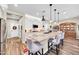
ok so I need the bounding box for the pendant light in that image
[42,10,45,21]
[42,16,45,21]
[49,4,53,31]
[54,9,57,22]
[42,10,46,28]
[49,4,52,20]
[57,12,59,23]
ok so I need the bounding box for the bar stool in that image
[60,32,65,46]
[48,38,54,53]
[48,35,61,55]
[26,39,43,55]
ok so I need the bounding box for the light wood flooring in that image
[48,39,79,55]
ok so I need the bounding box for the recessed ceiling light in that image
[14,4,18,7]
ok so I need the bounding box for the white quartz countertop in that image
[25,32,58,42]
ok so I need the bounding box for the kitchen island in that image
[25,31,58,54]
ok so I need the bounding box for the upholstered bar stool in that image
[48,35,61,55]
[52,36,61,55]
[48,38,54,53]
[60,32,65,46]
[26,39,43,55]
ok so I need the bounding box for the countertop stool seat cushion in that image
[52,38,60,45]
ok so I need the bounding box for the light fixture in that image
[42,16,45,21]
[49,4,52,6]
[54,9,57,21]
[54,9,56,11]
[57,12,59,22]
[41,10,46,28]
[41,10,46,21]
[14,4,18,7]
[49,4,52,20]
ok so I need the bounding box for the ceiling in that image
[8,4,79,21]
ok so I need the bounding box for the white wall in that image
[6,20,20,38]
[24,17,43,31]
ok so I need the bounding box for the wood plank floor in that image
[48,39,79,55]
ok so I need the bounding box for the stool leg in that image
[28,51,30,55]
[31,53,33,55]
[61,39,64,46]
[56,44,60,55]
[42,48,43,55]
[35,52,38,55]
[48,41,50,53]
[62,39,64,46]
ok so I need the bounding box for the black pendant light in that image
[49,4,52,6]
[54,9,57,22]
[41,10,46,28]
[42,15,45,28]
[49,4,52,20]
[57,12,59,22]
[42,10,45,21]
[42,16,45,21]
[54,9,56,11]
